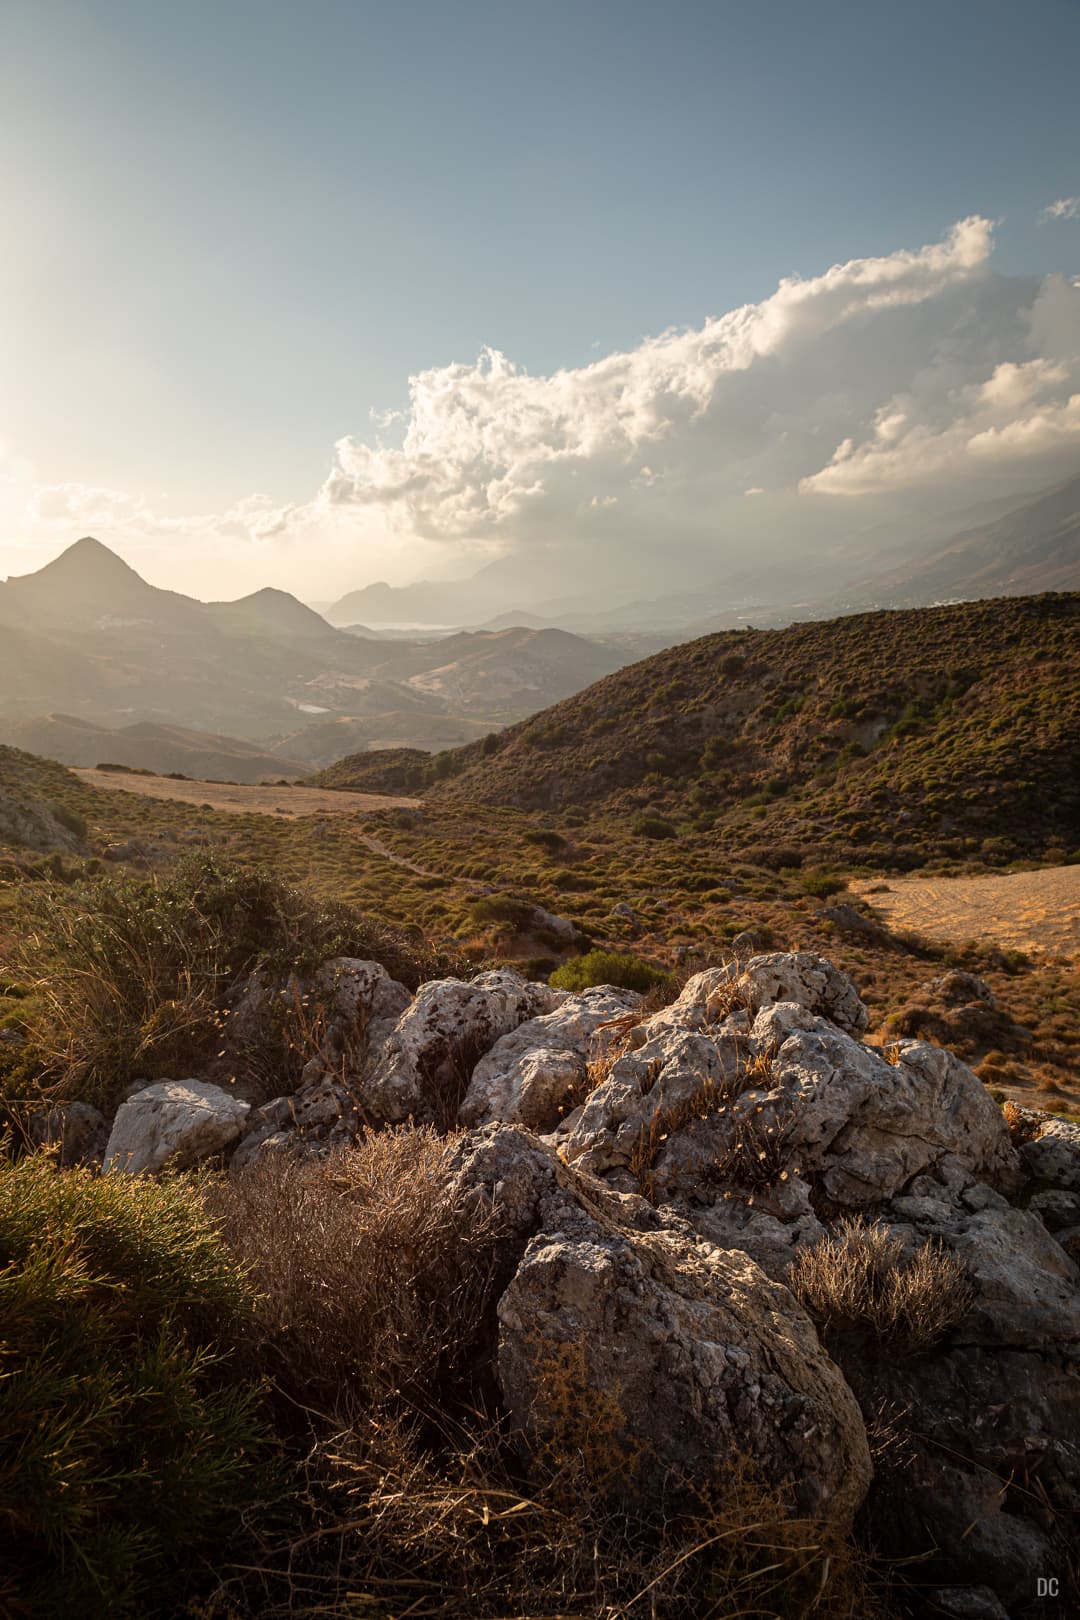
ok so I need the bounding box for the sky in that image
[1,0,1078,602]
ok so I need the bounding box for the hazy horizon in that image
[2,0,1078,603]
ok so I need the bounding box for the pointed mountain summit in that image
[23,534,142,582]
[0,536,205,631]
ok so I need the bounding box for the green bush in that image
[549,950,667,994]
[0,1151,274,1618]
[470,894,538,931]
[48,803,89,840]
[802,871,846,898]
[631,813,677,841]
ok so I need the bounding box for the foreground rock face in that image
[103,1080,249,1174]
[499,1224,870,1524]
[450,1125,871,1527]
[459,986,638,1130]
[446,952,1079,1605]
[59,945,1080,1609]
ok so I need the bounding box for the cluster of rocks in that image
[35,950,1080,1614]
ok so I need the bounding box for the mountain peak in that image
[208,586,333,635]
[34,536,142,583]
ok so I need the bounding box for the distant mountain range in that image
[321,474,1080,634]
[4,470,1076,781]
[0,539,639,777]
[835,473,1080,610]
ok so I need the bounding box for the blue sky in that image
[1,0,1078,597]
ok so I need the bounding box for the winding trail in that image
[353,829,490,894]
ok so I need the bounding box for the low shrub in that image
[0,1150,273,1618]
[550,950,667,994]
[788,1217,974,1354]
[207,1127,503,1406]
[470,894,538,932]
[802,871,846,898]
[48,803,89,840]
[631,813,677,841]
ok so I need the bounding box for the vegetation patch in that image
[0,1150,273,1618]
[550,949,668,994]
[4,852,466,1109]
[789,1217,975,1354]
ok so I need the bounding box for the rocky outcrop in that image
[736,951,871,1034]
[444,951,1072,1608]
[103,1079,249,1174]
[0,791,85,855]
[449,1125,871,1527]
[54,942,1079,1610]
[313,957,412,1051]
[359,970,563,1125]
[459,986,638,1130]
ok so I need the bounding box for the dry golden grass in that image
[201,1126,901,1619]
[207,1409,899,1620]
[73,766,420,819]
[207,1127,503,1406]
[850,864,1080,962]
[789,1218,974,1354]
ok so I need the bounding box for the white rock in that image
[314,956,412,1048]
[740,951,869,1033]
[360,970,565,1125]
[459,986,638,1129]
[104,1080,249,1175]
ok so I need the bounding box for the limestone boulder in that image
[749,1005,1017,1206]
[739,951,870,1034]
[459,986,638,1130]
[360,971,564,1125]
[560,1026,745,1179]
[447,1124,871,1527]
[496,1217,871,1527]
[313,956,412,1050]
[103,1080,249,1174]
[1020,1115,1080,1194]
[778,1150,1080,1607]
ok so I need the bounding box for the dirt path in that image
[850,864,1080,960]
[354,830,437,876]
[353,829,489,893]
[74,768,421,819]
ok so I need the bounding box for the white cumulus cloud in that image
[320,218,998,543]
[7,215,1080,599]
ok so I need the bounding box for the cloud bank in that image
[9,215,1080,597]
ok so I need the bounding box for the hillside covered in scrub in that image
[317,593,1080,871]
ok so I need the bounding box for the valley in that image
[0,539,649,778]
[3,578,1078,1128]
